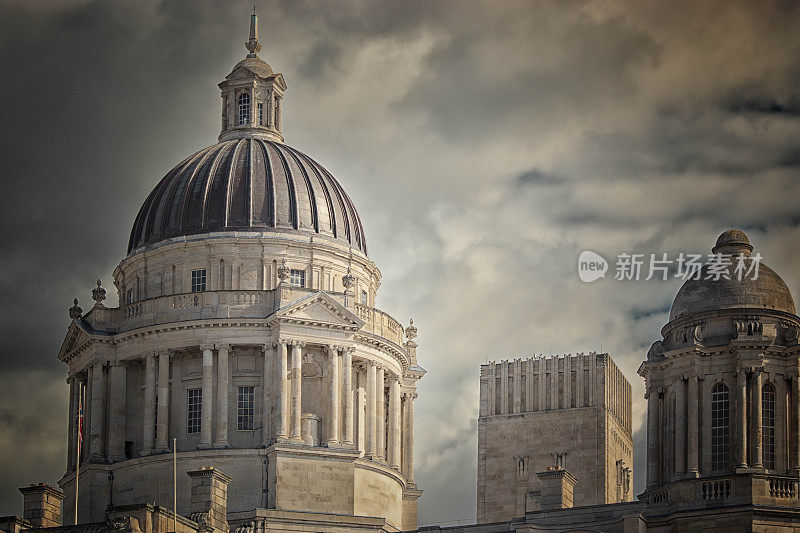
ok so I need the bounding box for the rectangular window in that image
[191,269,207,293]
[361,290,368,305]
[126,288,134,304]
[257,103,264,126]
[290,269,305,288]
[238,386,255,431]
[711,385,730,471]
[763,385,776,470]
[187,389,202,434]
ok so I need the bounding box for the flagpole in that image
[173,437,177,533]
[74,382,83,525]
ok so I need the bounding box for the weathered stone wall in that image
[353,463,404,529]
[477,353,633,524]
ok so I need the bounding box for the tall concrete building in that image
[2,12,424,533]
[477,353,633,522]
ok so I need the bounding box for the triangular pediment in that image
[273,292,365,330]
[58,320,92,362]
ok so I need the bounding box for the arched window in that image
[763,383,776,470]
[238,93,250,125]
[711,383,730,471]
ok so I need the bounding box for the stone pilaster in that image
[736,368,748,469]
[141,354,156,455]
[214,344,230,448]
[687,374,699,475]
[752,369,764,468]
[402,392,416,482]
[342,347,354,446]
[199,344,215,449]
[89,361,105,462]
[538,357,546,410]
[327,345,341,447]
[276,340,289,442]
[646,387,660,490]
[366,361,377,457]
[289,341,304,444]
[795,374,800,475]
[66,376,76,470]
[376,365,386,459]
[388,377,401,469]
[108,362,127,462]
[674,377,686,476]
[155,351,170,452]
[261,343,272,446]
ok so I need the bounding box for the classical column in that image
[646,388,660,490]
[89,362,105,461]
[261,343,272,446]
[199,344,214,449]
[736,369,748,469]
[66,376,76,469]
[108,362,127,461]
[327,345,341,447]
[343,348,354,446]
[674,378,686,476]
[141,354,156,455]
[289,341,304,443]
[752,369,764,468]
[214,344,230,448]
[488,363,496,415]
[403,392,417,482]
[276,341,289,442]
[388,378,401,469]
[795,375,800,475]
[155,351,170,452]
[376,365,386,460]
[563,355,571,408]
[512,360,520,414]
[687,374,699,475]
[366,362,377,457]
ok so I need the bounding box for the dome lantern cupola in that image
[218,9,286,143]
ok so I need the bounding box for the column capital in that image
[217,343,232,352]
[199,343,215,352]
[367,360,377,368]
[403,391,418,400]
[289,339,306,348]
[327,344,341,354]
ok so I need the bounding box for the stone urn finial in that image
[69,299,83,319]
[342,268,355,291]
[405,318,417,341]
[92,279,106,305]
[277,258,290,284]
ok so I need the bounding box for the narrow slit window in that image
[238,386,255,431]
[711,383,730,471]
[187,389,202,434]
[238,93,250,125]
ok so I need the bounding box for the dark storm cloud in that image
[2,0,800,525]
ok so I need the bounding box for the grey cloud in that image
[1,0,800,526]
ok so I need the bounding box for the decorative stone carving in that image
[276,258,289,284]
[92,279,106,305]
[693,322,705,343]
[69,298,82,319]
[405,318,418,341]
[647,341,665,360]
[734,318,763,338]
[782,322,799,345]
[342,268,355,291]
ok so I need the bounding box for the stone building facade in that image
[1,12,424,533]
[477,353,633,523]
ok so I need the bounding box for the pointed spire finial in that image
[246,8,262,57]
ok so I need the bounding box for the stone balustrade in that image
[111,290,406,347]
[354,303,405,345]
[641,473,800,508]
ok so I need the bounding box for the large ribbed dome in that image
[668,230,795,321]
[128,139,367,254]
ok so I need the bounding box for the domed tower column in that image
[794,374,800,475]
[735,368,748,469]
[687,374,700,476]
[199,344,215,449]
[327,345,341,447]
[214,345,231,448]
[646,387,660,490]
[751,368,764,469]
[289,341,304,444]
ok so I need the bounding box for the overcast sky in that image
[2,0,800,526]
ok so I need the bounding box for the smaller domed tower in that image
[639,229,800,514]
